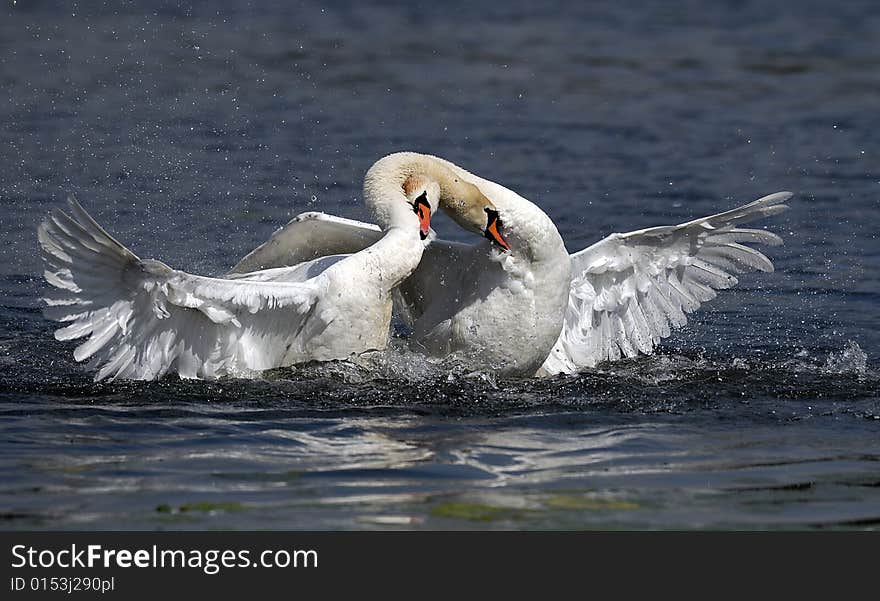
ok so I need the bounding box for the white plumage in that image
[234,154,791,377]
[38,155,440,381]
[39,151,791,380]
[39,199,337,380]
[541,192,791,374]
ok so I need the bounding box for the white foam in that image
[822,340,868,375]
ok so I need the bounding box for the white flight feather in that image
[541,191,792,374]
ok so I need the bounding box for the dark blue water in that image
[1,0,878,529]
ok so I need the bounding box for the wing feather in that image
[231,212,382,273]
[541,192,791,374]
[38,198,329,381]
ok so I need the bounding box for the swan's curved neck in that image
[361,226,425,288]
[359,153,436,290]
[363,155,412,232]
[363,152,467,229]
[395,152,566,264]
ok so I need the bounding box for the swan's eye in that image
[410,191,429,212]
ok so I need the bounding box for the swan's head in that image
[439,180,510,252]
[363,151,508,249]
[363,159,440,242]
[402,174,441,241]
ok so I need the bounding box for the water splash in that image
[823,340,868,376]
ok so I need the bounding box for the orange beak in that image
[484,208,510,251]
[413,195,431,240]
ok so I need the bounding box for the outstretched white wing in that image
[38,199,331,381]
[541,192,792,375]
[231,212,383,273]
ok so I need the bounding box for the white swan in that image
[36,154,498,381]
[235,152,791,377]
